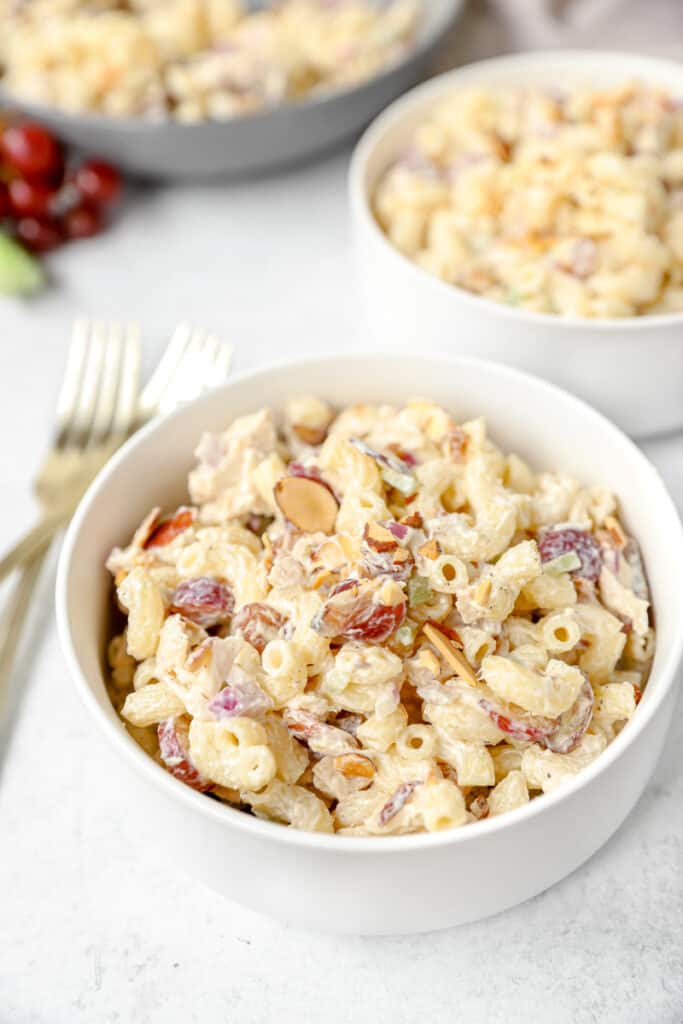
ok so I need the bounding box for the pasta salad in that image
[0,0,419,121]
[107,397,654,835]
[374,81,683,317]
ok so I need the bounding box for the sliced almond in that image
[133,507,161,548]
[394,548,411,564]
[379,578,405,607]
[401,511,423,528]
[292,423,328,446]
[423,622,479,687]
[333,752,376,780]
[604,515,627,549]
[418,539,440,561]
[417,648,441,676]
[274,475,338,534]
[364,521,398,553]
[431,620,462,645]
[145,507,195,549]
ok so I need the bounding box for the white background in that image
[2,28,683,1022]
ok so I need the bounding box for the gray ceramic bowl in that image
[0,0,462,180]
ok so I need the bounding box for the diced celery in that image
[408,575,432,606]
[395,624,416,647]
[542,551,581,575]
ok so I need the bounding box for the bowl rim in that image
[349,48,683,333]
[0,0,463,135]
[56,350,683,854]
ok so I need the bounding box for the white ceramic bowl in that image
[57,352,683,935]
[349,51,683,439]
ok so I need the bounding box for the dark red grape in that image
[74,159,121,206]
[8,178,56,218]
[544,677,594,754]
[312,577,406,642]
[0,184,9,218]
[1,122,61,178]
[169,577,235,629]
[63,204,102,240]
[157,717,211,792]
[232,603,285,654]
[478,697,556,744]
[538,527,603,581]
[15,216,62,252]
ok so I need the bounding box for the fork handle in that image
[0,541,51,743]
[0,513,65,585]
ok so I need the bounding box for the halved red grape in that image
[158,717,211,792]
[1,122,61,178]
[232,602,285,654]
[538,527,603,581]
[545,677,594,754]
[479,697,557,744]
[169,577,235,629]
[312,577,406,642]
[360,523,414,581]
[15,216,62,252]
[74,159,121,206]
[283,708,358,755]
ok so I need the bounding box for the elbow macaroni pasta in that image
[107,397,654,835]
[375,82,683,318]
[1,0,419,122]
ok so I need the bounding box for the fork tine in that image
[138,323,191,420]
[88,324,123,447]
[135,324,231,428]
[197,333,219,392]
[62,321,108,450]
[208,337,233,390]
[54,320,90,449]
[180,327,208,406]
[111,325,141,440]
[157,326,208,414]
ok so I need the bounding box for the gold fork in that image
[0,320,141,584]
[0,321,232,583]
[0,321,232,739]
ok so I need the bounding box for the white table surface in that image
[1,141,683,1024]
